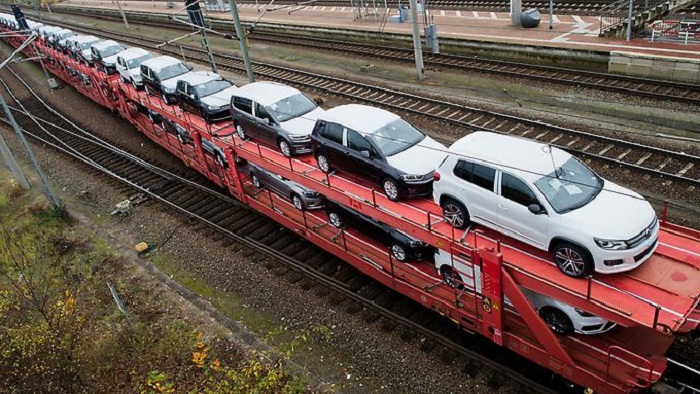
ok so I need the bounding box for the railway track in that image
[0,65,572,394]
[40,20,700,193]
[45,9,700,105]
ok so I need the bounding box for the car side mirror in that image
[267,118,275,126]
[360,150,370,158]
[528,204,545,215]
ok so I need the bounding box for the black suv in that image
[324,200,434,262]
[175,72,237,124]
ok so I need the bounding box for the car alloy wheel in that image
[391,244,407,262]
[278,140,292,158]
[441,199,469,229]
[540,308,574,335]
[553,243,590,278]
[439,266,464,290]
[328,212,343,228]
[235,124,247,140]
[291,194,304,211]
[382,178,400,201]
[215,154,226,168]
[316,154,330,173]
[251,173,261,188]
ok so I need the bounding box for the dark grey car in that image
[248,164,324,210]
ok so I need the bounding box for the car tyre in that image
[391,243,408,262]
[328,210,343,228]
[278,139,292,158]
[161,92,169,105]
[552,242,592,278]
[235,123,247,140]
[539,307,574,335]
[316,153,332,174]
[382,178,402,201]
[251,171,261,188]
[132,78,141,91]
[291,193,304,211]
[439,265,464,290]
[215,154,227,168]
[441,198,470,229]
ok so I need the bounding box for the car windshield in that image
[534,157,603,214]
[80,40,98,50]
[159,62,189,80]
[267,93,316,122]
[127,54,152,69]
[59,32,73,39]
[195,79,233,97]
[101,45,123,58]
[365,118,425,156]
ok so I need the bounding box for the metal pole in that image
[625,0,634,41]
[0,91,61,207]
[115,0,130,30]
[200,29,218,73]
[229,0,255,82]
[408,0,424,80]
[0,126,30,190]
[549,0,553,29]
[511,0,522,27]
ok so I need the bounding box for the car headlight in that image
[408,239,426,247]
[163,86,176,94]
[574,308,595,317]
[400,174,424,182]
[594,238,628,250]
[205,103,226,111]
[303,191,319,197]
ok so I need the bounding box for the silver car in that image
[248,164,324,211]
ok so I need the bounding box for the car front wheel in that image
[382,178,402,201]
[291,193,304,211]
[441,198,469,229]
[552,242,592,278]
[316,153,331,174]
[539,307,574,335]
[391,244,407,262]
[328,211,343,228]
[235,123,247,140]
[251,172,261,188]
[278,139,292,158]
[439,265,464,289]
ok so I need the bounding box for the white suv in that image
[433,131,659,278]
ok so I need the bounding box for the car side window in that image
[501,172,538,207]
[233,97,253,115]
[346,129,371,152]
[453,160,473,182]
[140,65,148,77]
[454,160,495,192]
[255,103,272,121]
[321,122,344,144]
[185,84,196,97]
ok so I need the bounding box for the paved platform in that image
[60,0,700,60]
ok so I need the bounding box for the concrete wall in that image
[609,51,700,83]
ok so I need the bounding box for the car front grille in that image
[634,238,657,262]
[626,217,658,248]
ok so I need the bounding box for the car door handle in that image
[498,204,508,211]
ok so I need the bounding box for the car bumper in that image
[302,195,324,210]
[290,140,313,155]
[574,320,617,335]
[592,236,658,274]
[103,64,117,75]
[400,179,434,198]
[204,108,232,123]
[406,245,435,262]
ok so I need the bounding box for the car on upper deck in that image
[175,71,237,124]
[115,47,153,90]
[230,82,325,157]
[433,131,659,278]
[91,40,125,74]
[140,56,192,104]
[311,104,447,201]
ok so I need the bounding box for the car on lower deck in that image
[158,117,228,168]
[230,81,325,157]
[311,104,447,201]
[248,164,324,211]
[324,200,435,262]
[433,131,659,278]
[175,71,237,124]
[433,249,616,335]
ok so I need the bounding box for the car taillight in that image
[433,172,440,181]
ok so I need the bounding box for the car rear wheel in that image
[316,153,331,173]
[291,193,304,211]
[215,154,226,168]
[235,123,247,140]
[278,139,292,158]
[441,198,470,229]
[391,244,408,262]
[439,265,464,289]
[382,178,401,201]
[251,172,261,188]
[328,211,343,228]
[539,307,574,335]
[552,242,592,278]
